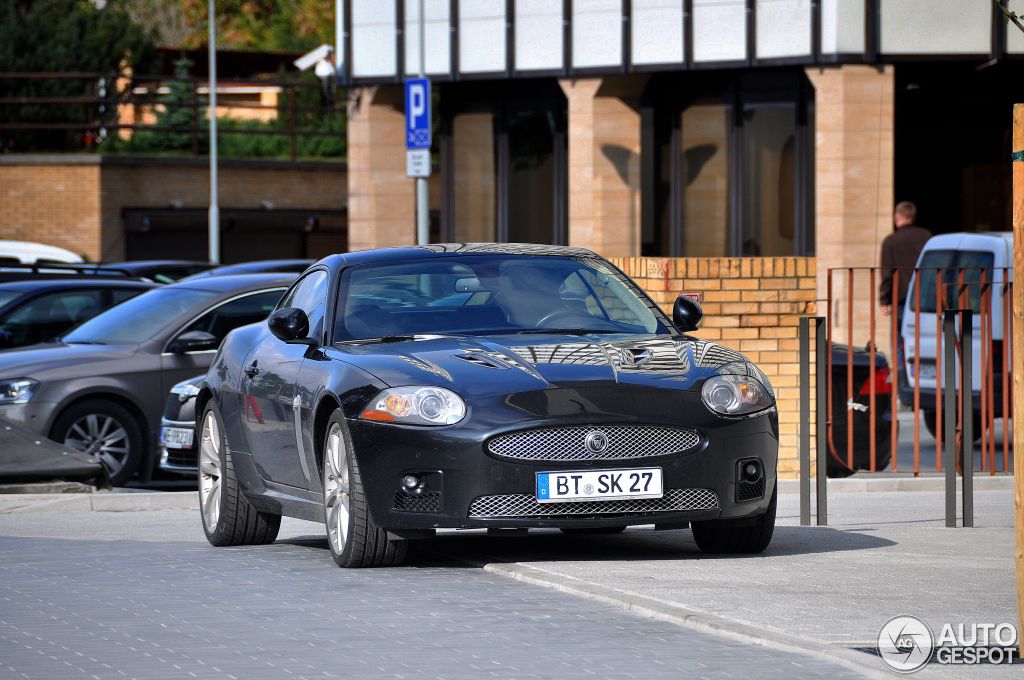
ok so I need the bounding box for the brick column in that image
[806,65,894,351]
[347,86,415,251]
[559,76,647,258]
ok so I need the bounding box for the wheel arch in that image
[49,390,153,479]
[312,393,343,479]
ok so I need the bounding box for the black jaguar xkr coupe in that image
[196,244,778,567]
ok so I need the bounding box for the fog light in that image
[742,461,762,482]
[401,474,420,490]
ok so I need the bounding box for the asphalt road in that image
[0,509,865,680]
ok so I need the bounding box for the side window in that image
[180,290,283,347]
[572,269,658,332]
[110,288,144,306]
[279,271,329,338]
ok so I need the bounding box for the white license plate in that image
[916,363,936,381]
[536,467,663,503]
[161,426,194,449]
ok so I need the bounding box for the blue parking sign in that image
[405,78,431,150]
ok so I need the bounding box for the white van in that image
[0,240,84,265]
[900,232,1013,434]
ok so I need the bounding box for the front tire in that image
[199,401,280,547]
[322,411,406,568]
[53,398,142,486]
[691,484,776,554]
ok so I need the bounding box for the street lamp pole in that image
[207,0,220,264]
[415,0,429,245]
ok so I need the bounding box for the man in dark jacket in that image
[879,201,931,315]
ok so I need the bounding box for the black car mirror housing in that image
[168,330,219,354]
[268,307,315,344]
[672,295,703,333]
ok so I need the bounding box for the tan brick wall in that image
[0,162,103,260]
[347,86,415,251]
[806,64,894,356]
[560,76,648,258]
[611,256,817,478]
[0,156,347,261]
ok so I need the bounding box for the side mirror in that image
[672,295,703,333]
[168,330,219,354]
[268,307,313,344]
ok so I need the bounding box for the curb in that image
[0,491,197,514]
[778,475,1013,494]
[481,560,905,680]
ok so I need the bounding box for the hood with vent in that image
[328,333,770,400]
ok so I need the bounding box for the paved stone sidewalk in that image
[432,489,1018,679]
[0,509,863,680]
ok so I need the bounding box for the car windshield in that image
[335,255,671,340]
[63,288,219,345]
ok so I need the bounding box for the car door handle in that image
[244,362,260,378]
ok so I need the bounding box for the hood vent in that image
[454,350,512,370]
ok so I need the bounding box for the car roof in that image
[101,260,211,269]
[168,272,298,293]
[0,240,84,264]
[324,243,599,269]
[0,278,159,293]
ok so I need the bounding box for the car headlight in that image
[170,380,201,402]
[360,386,466,426]
[0,378,39,404]
[701,374,773,417]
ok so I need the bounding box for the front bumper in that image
[158,418,197,475]
[347,408,778,531]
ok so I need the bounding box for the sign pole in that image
[415,0,429,245]
[1012,102,1023,656]
[207,0,220,264]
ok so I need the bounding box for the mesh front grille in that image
[735,477,766,503]
[392,490,441,513]
[487,425,700,462]
[468,488,719,518]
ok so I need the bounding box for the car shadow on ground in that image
[276,525,897,568]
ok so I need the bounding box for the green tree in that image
[0,0,154,151]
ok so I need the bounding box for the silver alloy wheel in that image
[323,423,351,555]
[198,411,222,532]
[63,414,130,478]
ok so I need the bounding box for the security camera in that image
[294,44,333,72]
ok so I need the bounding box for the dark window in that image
[441,81,567,245]
[912,250,995,314]
[279,270,329,339]
[180,290,283,346]
[641,70,813,257]
[0,289,108,348]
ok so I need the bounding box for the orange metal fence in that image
[825,266,1013,476]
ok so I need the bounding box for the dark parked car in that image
[179,259,313,281]
[196,244,779,567]
[159,374,204,475]
[0,273,294,485]
[828,344,893,477]
[99,260,214,283]
[0,279,157,350]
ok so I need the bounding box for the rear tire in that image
[199,402,281,547]
[691,484,776,554]
[923,408,981,444]
[322,410,406,568]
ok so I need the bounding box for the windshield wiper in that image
[64,340,106,345]
[513,328,617,335]
[336,335,417,345]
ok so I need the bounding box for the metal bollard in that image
[799,317,827,526]
[942,309,975,528]
[815,316,827,526]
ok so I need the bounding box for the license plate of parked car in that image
[536,467,663,503]
[916,362,936,381]
[161,427,194,449]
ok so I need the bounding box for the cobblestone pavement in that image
[0,510,863,680]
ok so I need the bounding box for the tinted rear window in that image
[912,249,995,313]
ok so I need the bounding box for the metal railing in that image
[823,266,1013,477]
[0,71,345,160]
